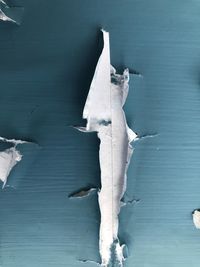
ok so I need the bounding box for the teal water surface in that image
[0,1,200,266]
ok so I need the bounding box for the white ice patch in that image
[0,136,28,188]
[82,30,137,266]
[193,210,200,229]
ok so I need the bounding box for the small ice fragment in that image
[193,210,200,229]
[69,188,97,198]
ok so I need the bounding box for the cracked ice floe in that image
[81,30,137,266]
[193,210,200,229]
[0,0,23,24]
[0,136,28,188]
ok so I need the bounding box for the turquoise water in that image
[0,0,200,266]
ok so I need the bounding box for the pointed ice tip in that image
[101,28,109,34]
[69,187,97,199]
[129,69,142,77]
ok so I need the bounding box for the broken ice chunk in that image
[0,147,22,188]
[0,137,28,188]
